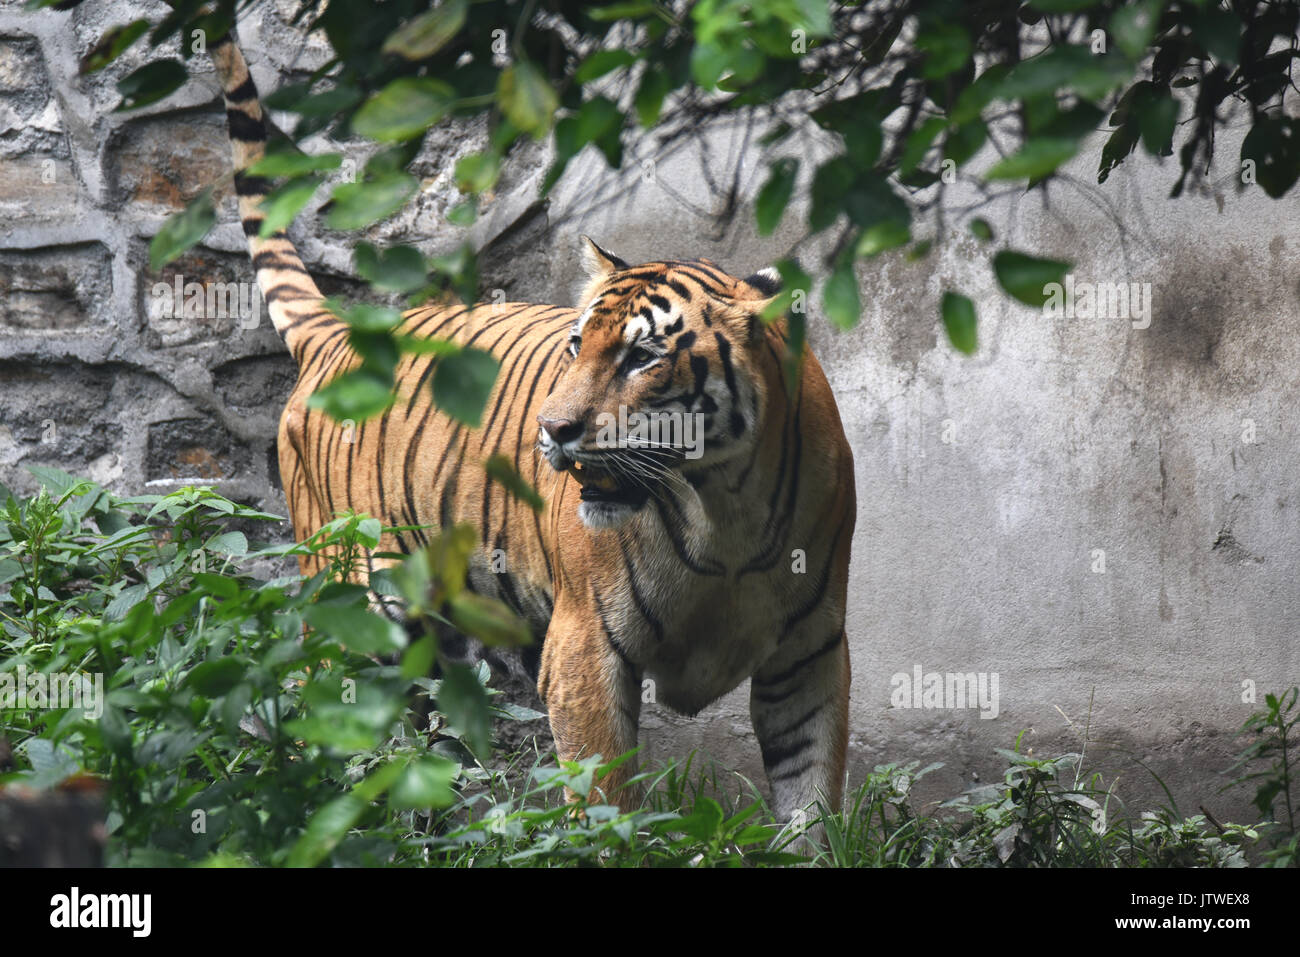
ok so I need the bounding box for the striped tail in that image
[210,33,331,363]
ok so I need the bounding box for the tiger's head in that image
[538,237,782,529]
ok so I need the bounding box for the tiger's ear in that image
[741,266,782,299]
[722,266,782,343]
[580,236,628,279]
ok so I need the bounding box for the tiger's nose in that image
[538,416,583,444]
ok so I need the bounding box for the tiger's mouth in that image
[565,460,652,508]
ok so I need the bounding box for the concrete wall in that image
[2,1,1297,823]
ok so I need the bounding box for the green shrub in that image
[0,469,1292,867]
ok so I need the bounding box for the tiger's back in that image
[278,301,575,635]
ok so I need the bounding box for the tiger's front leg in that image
[749,629,851,828]
[537,608,643,811]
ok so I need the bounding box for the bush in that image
[0,470,1292,867]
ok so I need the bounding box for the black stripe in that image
[606,628,636,672]
[620,540,664,642]
[770,703,825,739]
[226,76,258,103]
[759,736,812,769]
[252,249,308,272]
[261,281,313,301]
[772,759,815,783]
[752,631,842,689]
[714,333,738,400]
[651,496,724,575]
[665,278,692,299]
[225,108,265,142]
[234,173,272,196]
[594,586,640,675]
[778,523,843,639]
[241,217,275,237]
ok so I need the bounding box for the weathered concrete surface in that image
[2,1,1297,825]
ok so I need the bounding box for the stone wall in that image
[3,1,1298,824]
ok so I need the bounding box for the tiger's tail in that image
[209,33,332,363]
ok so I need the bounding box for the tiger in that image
[208,33,856,824]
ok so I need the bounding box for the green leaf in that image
[940,292,977,355]
[25,464,89,497]
[945,119,988,166]
[381,0,467,60]
[822,258,860,330]
[588,1,657,20]
[484,454,544,513]
[993,250,1071,307]
[401,635,438,681]
[288,793,367,867]
[246,151,342,178]
[187,658,245,697]
[287,679,403,753]
[756,158,797,236]
[438,662,492,757]
[273,84,363,117]
[575,49,637,83]
[149,188,215,271]
[115,59,187,111]
[257,176,321,237]
[354,244,428,294]
[672,797,724,841]
[454,151,501,193]
[306,369,396,422]
[1139,91,1178,156]
[304,604,407,656]
[389,756,459,809]
[856,220,910,257]
[1241,116,1300,198]
[917,23,971,79]
[221,682,252,736]
[498,61,558,138]
[634,69,671,128]
[80,19,149,74]
[324,173,417,230]
[985,138,1079,181]
[194,573,239,599]
[353,78,455,142]
[1111,0,1162,60]
[573,96,623,167]
[898,116,947,173]
[969,218,994,241]
[206,531,248,558]
[690,41,727,90]
[442,198,475,227]
[1192,7,1240,66]
[996,46,1129,103]
[1028,0,1099,10]
[449,591,532,647]
[328,300,404,333]
[432,347,499,428]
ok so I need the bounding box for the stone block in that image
[0,243,112,331]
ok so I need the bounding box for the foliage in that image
[0,467,529,866]
[58,0,1300,375]
[1,470,1293,866]
[1223,686,1299,867]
